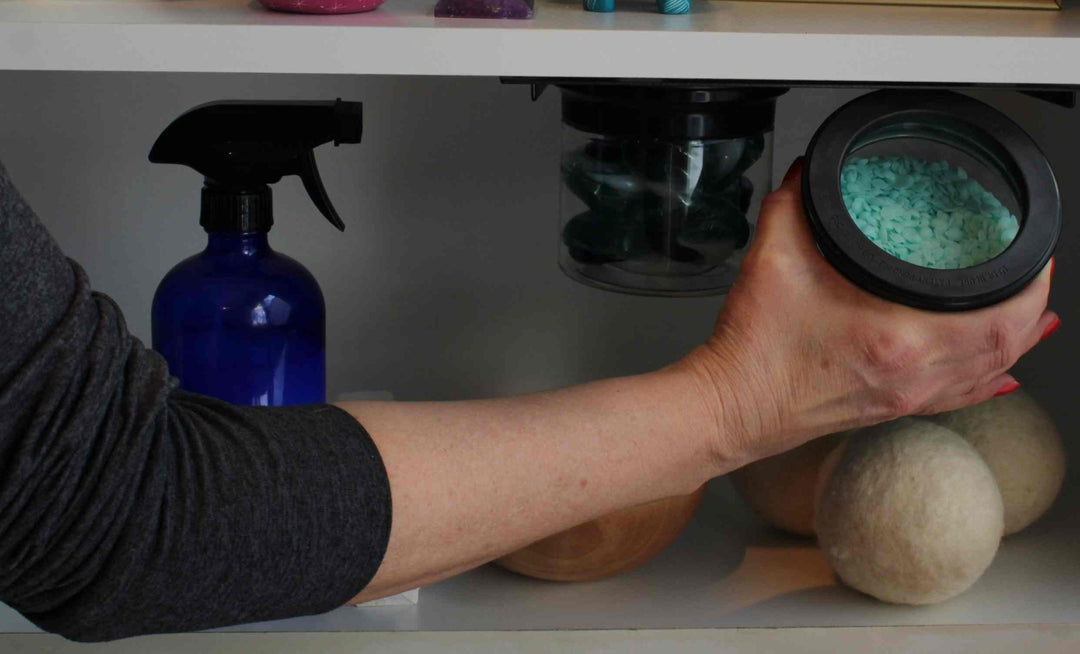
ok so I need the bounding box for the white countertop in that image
[3,478,1078,643]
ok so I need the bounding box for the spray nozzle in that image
[149,99,363,233]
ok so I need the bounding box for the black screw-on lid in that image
[150,99,364,234]
[559,84,785,140]
[802,90,1060,311]
[200,183,273,233]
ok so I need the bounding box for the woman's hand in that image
[344,159,1054,604]
[681,159,1058,469]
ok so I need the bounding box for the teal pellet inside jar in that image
[840,139,1023,270]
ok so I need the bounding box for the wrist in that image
[668,337,769,476]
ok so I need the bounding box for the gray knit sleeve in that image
[0,160,392,642]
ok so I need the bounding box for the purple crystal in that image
[434,0,534,19]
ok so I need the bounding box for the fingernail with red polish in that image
[994,381,1021,398]
[1041,317,1062,341]
[1050,258,1056,282]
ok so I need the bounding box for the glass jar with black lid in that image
[803,90,1060,311]
[557,83,785,296]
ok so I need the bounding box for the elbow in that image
[20,605,149,644]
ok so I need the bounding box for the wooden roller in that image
[494,486,706,582]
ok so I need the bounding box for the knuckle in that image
[986,319,1017,370]
[743,239,793,279]
[881,388,920,419]
[760,188,797,214]
[1032,270,1052,299]
[862,328,920,376]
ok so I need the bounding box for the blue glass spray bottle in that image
[149,100,364,406]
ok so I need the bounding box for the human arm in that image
[340,368,719,602]
[341,159,1055,603]
[0,155,1054,637]
[0,162,390,641]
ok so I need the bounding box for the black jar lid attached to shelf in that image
[802,90,1060,312]
[559,84,786,140]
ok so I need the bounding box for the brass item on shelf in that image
[730,0,1059,9]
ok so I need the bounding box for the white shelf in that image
[2,0,1080,84]
[3,478,1079,639]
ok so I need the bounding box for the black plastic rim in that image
[559,84,785,140]
[803,90,1060,311]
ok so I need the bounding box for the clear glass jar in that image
[804,90,1060,311]
[556,85,783,297]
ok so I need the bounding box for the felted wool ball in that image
[815,418,1003,605]
[932,391,1066,536]
[731,432,850,536]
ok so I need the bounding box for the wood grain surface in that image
[495,486,706,582]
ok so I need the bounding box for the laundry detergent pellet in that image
[840,155,1020,269]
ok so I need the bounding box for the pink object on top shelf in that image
[258,0,388,13]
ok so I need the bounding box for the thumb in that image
[751,157,818,260]
[782,157,805,187]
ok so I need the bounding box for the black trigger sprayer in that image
[149,99,364,407]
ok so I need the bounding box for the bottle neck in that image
[205,231,271,256]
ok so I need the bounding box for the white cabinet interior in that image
[0,51,1076,652]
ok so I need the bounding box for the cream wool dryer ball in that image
[815,418,1003,605]
[933,391,1066,535]
[731,432,849,536]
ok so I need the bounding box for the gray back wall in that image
[1,72,723,400]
